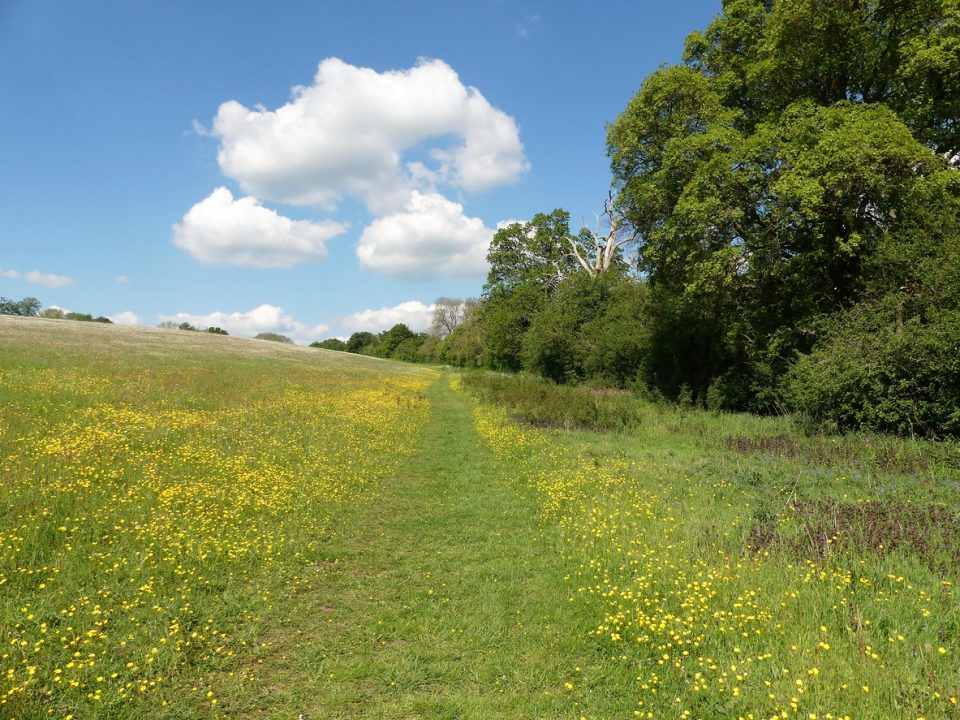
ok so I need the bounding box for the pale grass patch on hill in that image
[0,315,433,375]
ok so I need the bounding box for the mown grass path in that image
[230,374,631,720]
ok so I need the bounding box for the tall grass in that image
[468,373,960,719]
[462,370,960,490]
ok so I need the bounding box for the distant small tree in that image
[255,332,292,344]
[206,326,229,335]
[430,298,466,338]
[417,334,441,362]
[65,312,94,321]
[93,316,112,324]
[157,321,179,330]
[178,322,199,332]
[439,323,484,367]
[378,323,417,357]
[310,338,347,351]
[390,336,424,362]
[346,331,376,353]
[39,307,65,319]
[522,273,649,386]
[19,297,41,316]
[0,296,41,317]
[479,284,545,371]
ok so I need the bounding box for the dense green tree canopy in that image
[311,338,347,351]
[682,0,960,158]
[484,210,583,295]
[378,324,417,357]
[346,332,376,354]
[608,0,960,411]
[522,273,649,386]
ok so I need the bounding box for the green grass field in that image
[1,316,958,719]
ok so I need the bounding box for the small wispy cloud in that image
[0,267,73,289]
[517,13,540,38]
[114,275,130,284]
[189,118,215,137]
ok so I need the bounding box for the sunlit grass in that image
[0,317,434,719]
[3,316,959,719]
[471,396,960,720]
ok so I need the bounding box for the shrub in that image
[521,274,649,387]
[461,372,645,432]
[255,332,293,344]
[786,302,960,437]
[311,338,346,351]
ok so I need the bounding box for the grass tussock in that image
[726,432,960,475]
[748,499,960,572]
[460,372,646,432]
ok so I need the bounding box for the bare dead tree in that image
[566,191,637,276]
[430,298,467,338]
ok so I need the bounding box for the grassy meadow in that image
[1,316,959,719]
[0,317,433,719]
[469,378,960,720]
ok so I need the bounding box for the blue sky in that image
[0,0,718,342]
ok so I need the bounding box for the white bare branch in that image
[568,191,638,275]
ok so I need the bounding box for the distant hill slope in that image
[0,315,426,374]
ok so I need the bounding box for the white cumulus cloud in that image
[356,191,492,279]
[109,311,141,326]
[0,267,73,288]
[212,57,528,210]
[172,187,346,268]
[341,300,436,334]
[157,304,328,345]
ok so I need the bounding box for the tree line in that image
[0,296,113,324]
[315,319,446,362]
[321,0,960,437]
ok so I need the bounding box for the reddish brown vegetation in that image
[748,499,960,572]
[725,434,960,474]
